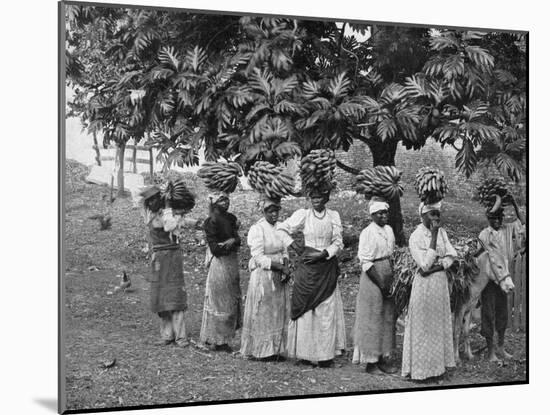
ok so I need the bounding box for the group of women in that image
[139,184,466,381]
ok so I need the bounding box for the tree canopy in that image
[66,5,526,180]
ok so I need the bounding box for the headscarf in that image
[369,200,389,214]
[486,207,504,219]
[208,191,229,205]
[419,201,442,217]
[139,185,161,201]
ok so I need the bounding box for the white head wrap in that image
[369,200,389,215]
[419,201,442,216]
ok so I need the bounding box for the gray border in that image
[62,0,528,34]
[59,1,67,414]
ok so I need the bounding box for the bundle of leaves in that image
[197,161,243,193]
[446,252,479,312]
[247,161,295,199]
[391,247,417,317]
[390,239,480,317]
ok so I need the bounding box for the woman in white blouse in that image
[277,185,346,367]
[401,201,457,380]
[353,200,398,374]
[240,196,293,360]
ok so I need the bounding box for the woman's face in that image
[146,195,162,213]
[488,215,503,231]
[371,209,389,226]
[422,209,441,228]
[310,194,328,212]
[264,206,280,225]
[215,197,230,212]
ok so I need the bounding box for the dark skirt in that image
[148,248,188,314]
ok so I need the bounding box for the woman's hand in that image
[218,238,236,250]
[303,250,328,264]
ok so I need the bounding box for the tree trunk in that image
[92,132,101,166]
[369,139,407,246]
[132,139,138,174]
[117,142,126,197]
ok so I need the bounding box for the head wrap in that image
[419,201,442,217]
[258,195,281,212]
[486,207,504,219]
[208,191,229,205]
[138,185,161,201]
[369,200,389,215]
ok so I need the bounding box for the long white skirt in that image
[287,283,346,362]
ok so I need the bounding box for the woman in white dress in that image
[401,201,457,380]
[353,200,398,374]
[277,186,346,367]
[240,197,293,360]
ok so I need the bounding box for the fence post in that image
[132,139,138,174]
[149,148,154,182]
[93,132,101,166]
[117,142,126,197]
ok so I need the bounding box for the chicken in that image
[113,271,131,293]
[89,214,112,230]
[119,271,131,291]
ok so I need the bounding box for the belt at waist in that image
[152,243,180,252]
[372,255,391,263]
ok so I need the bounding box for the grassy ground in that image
[63,160,526,411]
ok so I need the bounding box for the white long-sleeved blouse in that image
[357,222,395,273]
[144,208,198,239]
[409,224,457,272]
[247,218,294,270]
[277,208,343,259]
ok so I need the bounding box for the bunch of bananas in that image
[162,179,195,210]
[300,149,337,190]
[197,161,243,193]
[356,165,404,200]
[414,167,449,203]
[247,161,295,199]
[477,178,510,209]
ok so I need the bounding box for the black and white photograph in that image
[59,0,529,412]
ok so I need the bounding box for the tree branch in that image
[336,159,360,175]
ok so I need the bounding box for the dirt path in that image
[63,161,526,411]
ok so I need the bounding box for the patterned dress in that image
[277,208,346,362]
[401,224,457,380]
[200,212,242,346]
[240,218,293,358]
[353,222,396,364]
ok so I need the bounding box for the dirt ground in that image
[63,160,527,411]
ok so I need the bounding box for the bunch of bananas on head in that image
[162,179,195,210]
[356,165,404,200]
[247,161,295,199]
[477,178,510,209]
[414,167,449,204]
[300,149,337,193]
[197,161,243,193]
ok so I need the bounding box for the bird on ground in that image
[89,214,112,230]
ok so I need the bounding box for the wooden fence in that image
[508,252,527,331]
